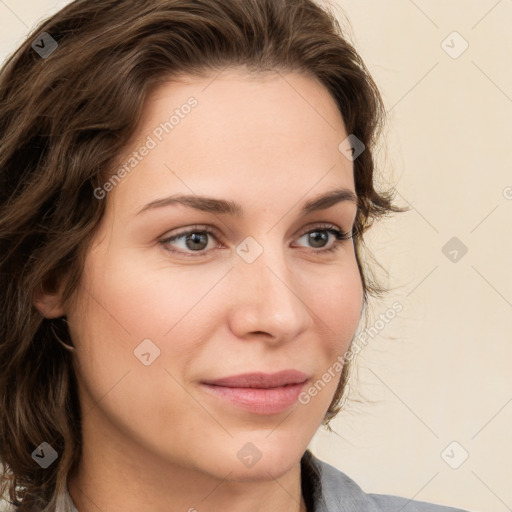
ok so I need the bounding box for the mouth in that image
[200,370,309,415]
[202,369,309,388]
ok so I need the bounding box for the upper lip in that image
[202,370,309,388]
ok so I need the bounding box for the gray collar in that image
[301,449,381,512]
[301,450,471,512]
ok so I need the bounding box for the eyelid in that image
[295,222,349,239]
[161,224,221,242]
[161,222,351,240]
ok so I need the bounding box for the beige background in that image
[1,1,511,511]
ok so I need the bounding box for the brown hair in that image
[0,0,406,509]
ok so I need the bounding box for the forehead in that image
[107,69,355,216]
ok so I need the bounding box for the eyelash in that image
[159,223,353,258]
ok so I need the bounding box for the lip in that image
[202,370,309,388]
[200,370,309,415]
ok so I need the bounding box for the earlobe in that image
[32,281,66,319]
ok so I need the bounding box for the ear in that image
[32,272,67,319]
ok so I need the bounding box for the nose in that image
[225,241,314,344]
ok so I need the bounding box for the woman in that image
[0,0,476,511]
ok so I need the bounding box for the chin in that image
[195,433,310,482]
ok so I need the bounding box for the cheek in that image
[66,253,208,444]
[306,259,363,398]
[67,249,226,382]
[76,247,221,337]
[310,258,363,342]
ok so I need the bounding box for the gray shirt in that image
[17,449,475,511]
[301,449,474,512]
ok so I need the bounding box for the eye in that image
[160,225,220,257]
[293,223,353,254]
[159,223,353,258]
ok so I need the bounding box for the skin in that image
[35,68,364,512]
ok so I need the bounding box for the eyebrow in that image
[134,187,358,217]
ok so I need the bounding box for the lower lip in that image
[201,381,307,415]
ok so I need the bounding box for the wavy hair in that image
[0,0,407,509]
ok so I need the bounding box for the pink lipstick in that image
[201,370,309,415]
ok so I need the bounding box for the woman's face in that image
[62,69,363,481]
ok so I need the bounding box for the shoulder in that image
[302,450,477,512]
[368,493,471,512]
